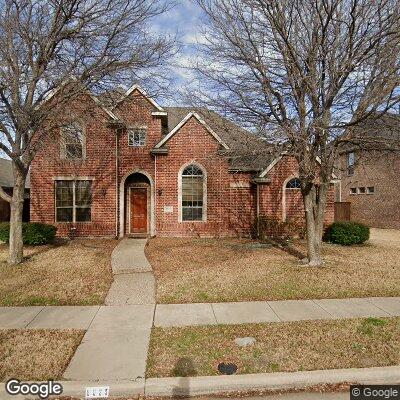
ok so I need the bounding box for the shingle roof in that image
[95,88,279,172]
[344,112,400,148]
[0,158,30,188]
[164,107,277,171]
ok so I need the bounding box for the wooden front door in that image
[130,187,148,234]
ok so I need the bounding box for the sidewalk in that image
[154,296,400,327]
[1,296,400,329]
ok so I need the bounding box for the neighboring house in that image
[30,85,334,238]
[337,113,400,229]
[0,158,30,222]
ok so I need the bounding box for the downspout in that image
[154,154,157,237]
[115,128,119,238]
[256,184,260,237]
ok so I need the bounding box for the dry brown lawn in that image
[0,329,84,380]
[0,239,117,306]
[146,228,400,303]
[147,317,400,377]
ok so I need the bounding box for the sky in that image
[151,0,206,101]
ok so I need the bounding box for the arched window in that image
[181,164,205,221]
[286,177,301,189]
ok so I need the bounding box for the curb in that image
[1,366,399,399]
[144,366,400,396]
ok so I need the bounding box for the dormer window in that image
[128,127,147,147]
[61,122,85,159]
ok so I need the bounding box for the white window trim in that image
[367,186,375,195]
[178,161,207,223]
[128,126,147,147]
[54,179,93,223]
[347,152,355,176]
[60,120,86,160]
[285,177,301,190]
[357,187,366,194]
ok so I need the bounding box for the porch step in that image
[111,238,151,274]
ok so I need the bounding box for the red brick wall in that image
[30,91,334,238]
[258,155,334,225]
[30,94,118,237]
[154,116,255,237]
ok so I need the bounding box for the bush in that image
[323,221,369,246]
[0,222,57,245]
[252,215,306,240]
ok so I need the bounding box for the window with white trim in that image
[347,152,355,176]
[367,186,375,194]
[61,122,85,159]
[181,165,205,221]
[286,177,301,189]
[350,187,357,195]
[128,127,146,147]
[358,186,366,194]
[55,180,92,222]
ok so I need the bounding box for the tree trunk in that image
[8,169,26,265]
[303,183,328,266]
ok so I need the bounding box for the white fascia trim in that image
[152,111,168,116]
[37,80,119,122]
[35,77,79,111]
[90,95,119,121]
[154,112,230,150]
[114,84,164,111]
[259,154,339,179]
[259,156,282,177]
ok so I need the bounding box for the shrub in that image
[323,221,369,246]
[0,222,57,245]
[252,216,284,239]
[285,217,307,239]
[252,215,306,240]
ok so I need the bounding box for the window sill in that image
[179,220,207,223]
[55,221,93,224]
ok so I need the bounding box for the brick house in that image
[0,158,30,223]
[30,85,334,238]
[337,113,400,229]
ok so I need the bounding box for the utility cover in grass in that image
[217,362,238,375]
[234,336,256,347]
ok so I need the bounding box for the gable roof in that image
[162,107,277,172]
[112,84,165,112]
[0,158,30,188]
[39,79,120,122]
[154,111,230,150]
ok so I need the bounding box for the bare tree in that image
[0,0,175,265]
[192,0,400,266]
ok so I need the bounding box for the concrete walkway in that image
[64,239,156,381]
[64,305,154,381]
[2,297,400,329]
[154,297,400,327]
[105,238,155,305]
